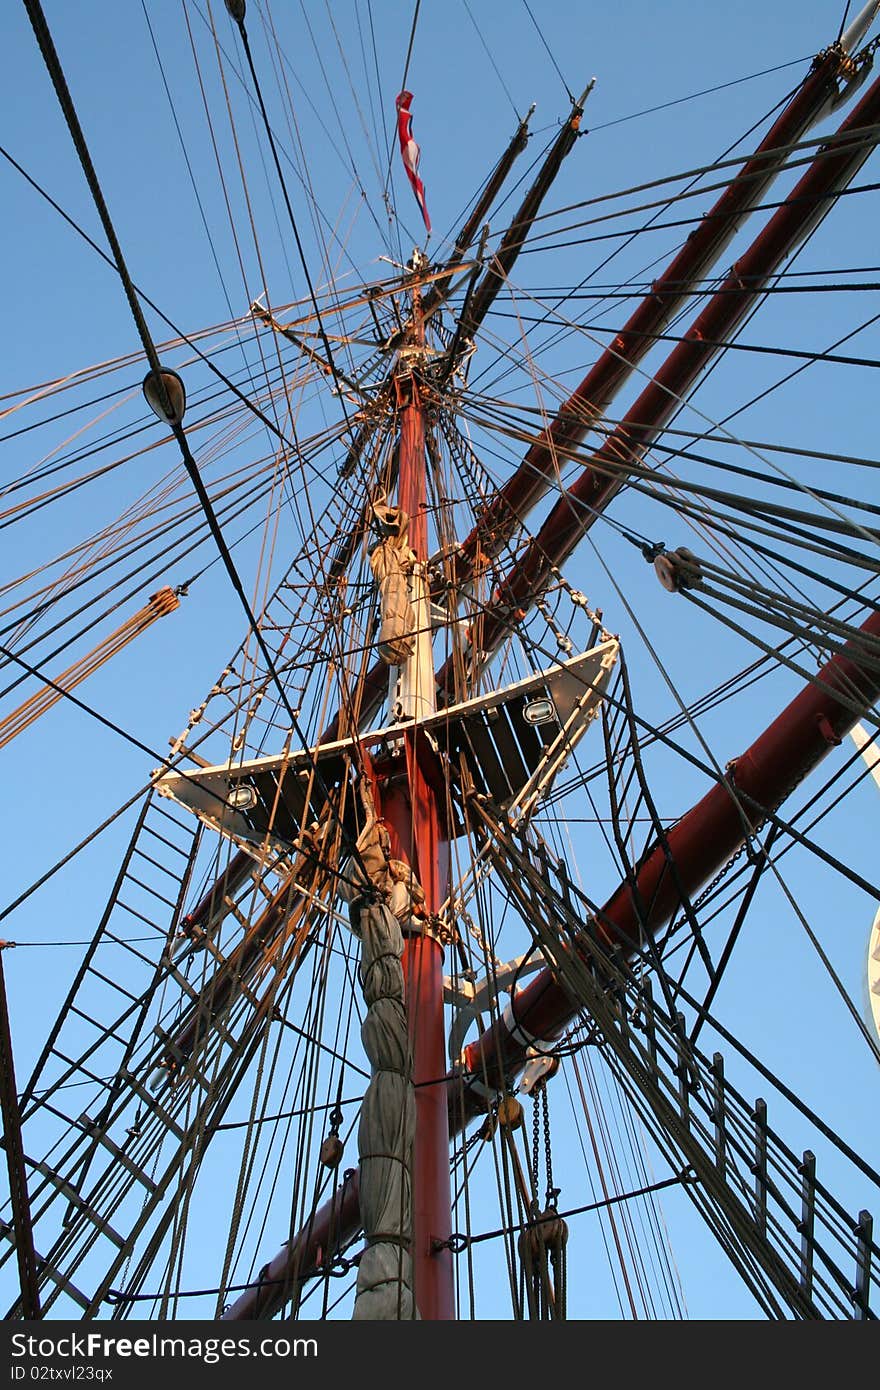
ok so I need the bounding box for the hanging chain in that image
[530,1087,542,1211]
[541,1083,559,1209]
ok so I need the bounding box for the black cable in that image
[0,638,173,765]
[521,0,574,104]
[589,55,813,132]
[226,7,357,435]
[518,178,880,257]
[22,0,372,878]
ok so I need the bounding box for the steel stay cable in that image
[588,54,813,133]
[224,5,360,448]
[140,0,255,400]
[521,0,574,103]
[462,0,519,120]
[440,1170,696,1253]
[379,0,421,211]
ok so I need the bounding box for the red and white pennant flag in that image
[395,89,431,235]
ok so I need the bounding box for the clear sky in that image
[1,0,879,1322]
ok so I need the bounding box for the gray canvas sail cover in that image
[339,782,417,1318]
[369,502,417,666]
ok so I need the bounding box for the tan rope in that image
[0,587,179,750]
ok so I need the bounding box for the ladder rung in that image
[250,871,277,902]
[83,965,140,1006]
[52,1048,112,1090]
[152,802,194,835]
[116,899,163,932]
[223,895,255,931]
[125,873,178,912]
[75,1114,159,1197]
[118,1069,184,1140]
[153,1029,211,1092]
[132,845,186,883]
[23,1155,127,1249]
[69,1004,128,1047]
[142,822,192,859]
[0,1225,89,1311]
[167,968,236,1049]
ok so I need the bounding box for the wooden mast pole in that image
[376,267,454,1319]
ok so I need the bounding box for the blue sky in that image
[2,1,879,1320]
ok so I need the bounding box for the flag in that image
[395,90,431,235]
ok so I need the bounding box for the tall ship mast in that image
[2,0,880,1321]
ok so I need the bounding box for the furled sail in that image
[369,502,417,666]
[339,781,417,1319]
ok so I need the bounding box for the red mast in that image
[371,283,454,1319]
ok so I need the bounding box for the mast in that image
[372,268,454,1319]
[327,32,880,737]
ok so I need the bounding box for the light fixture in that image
[226,784,257,810]
[142,368,186,426]
[522,697,556,726]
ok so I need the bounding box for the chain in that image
[530,1081,561,1211]
[541,1083,559,1209]
[530,1089,541,1211]
[533,596,574,655]
[456,906,502,969]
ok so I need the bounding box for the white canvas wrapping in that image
[369,534,416,666]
